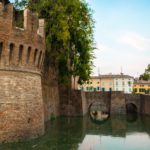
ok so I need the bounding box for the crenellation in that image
[24,9,39,33]
[38,19,45,38]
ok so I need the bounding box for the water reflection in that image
[78,135,101,150]
[126,113,138,123]
[89,102,109,122]
[78,133,150,150]
[1,115,150,150]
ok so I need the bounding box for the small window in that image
[18,45,23,63]
[123,88,125,92]
[0,42,3,61]
[26,47,31,64]
[134,88,137,92]
[102,88,105,92]
[34,49,38,64]
[9,43,14,63]
[90,86,93,91]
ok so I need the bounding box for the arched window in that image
[26,47,31,64]
[18,45,23,63]
[38,51,42,67]
[33,49,38,64]
[0,42,3,61]
[9,43,14,63]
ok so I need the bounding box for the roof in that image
[91,74,134,79]
[134,80,150,85]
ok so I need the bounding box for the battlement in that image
[0,3,45,74]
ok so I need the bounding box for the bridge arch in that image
[126,103,137,114]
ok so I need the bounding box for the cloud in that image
[119,31,150,51]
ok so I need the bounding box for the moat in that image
[1,114,150,150]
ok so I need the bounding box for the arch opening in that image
[26,47,31,64]
[126,103,137,114]
[9,43,14,63]
[18,45,23,63]
[33,49,38,65]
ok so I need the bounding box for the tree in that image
[14,0,95,86]
[139,64,150,81]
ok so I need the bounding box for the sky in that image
[10,0,150,77]
[86,0,150,77]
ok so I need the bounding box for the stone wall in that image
[85,91,111,112]
[59,87,86,116]
[110,92,126,114]
[0,71,44,142]
[42,64,60,121]
[141,95,150,115]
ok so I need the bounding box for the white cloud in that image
[119,31,150,51]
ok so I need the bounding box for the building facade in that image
[77,74,134,93]
[133,80,150,95]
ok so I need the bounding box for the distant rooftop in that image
[134,80,150,84]
[91,74,134,79]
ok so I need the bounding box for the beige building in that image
[76,74,134,93]
[133,80,150,95]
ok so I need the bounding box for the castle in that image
[0,3,46,142]
[0,2,150,144]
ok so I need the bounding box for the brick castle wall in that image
[0,3,45,142]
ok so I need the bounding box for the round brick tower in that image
[0,3,45,142]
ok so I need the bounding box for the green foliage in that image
[14,0,28,10]
[14,0,95,85]
[14,10,24,28]
[139,64,150,81]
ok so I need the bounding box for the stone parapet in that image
[0,2,45,73]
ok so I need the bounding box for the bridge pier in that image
[110,92,126,115]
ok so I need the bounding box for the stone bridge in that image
[85,92,111,113]
[85,91,127,115]
[60,90,150,116]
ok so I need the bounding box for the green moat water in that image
[1,115,150,150]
